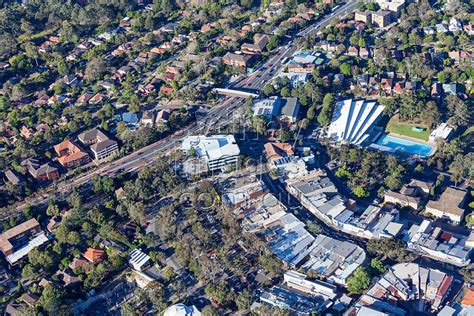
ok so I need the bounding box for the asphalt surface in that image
[298,0,359,37]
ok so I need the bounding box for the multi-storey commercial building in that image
[181,135,240,172]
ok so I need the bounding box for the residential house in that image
[160,86,174,95]
[4,169,25,187]
[314,41,339,53]
[359,47,371,59]
[128,248,152,272]
[276,72,309,88]
[20,126,33,139]
[463,23,474,35]
[89,93,105,105]
[448,51,471,64]
[47,217,61,232]
[53,140,90,169]
[448,18,462,32]
[76,93,95,105]
[436,23,448,33]
[55,270,80,288]
[138,80,161,95]
[442,83,460,95]
[69,258,93,272]
[140,111,155,127]
[155,110,170,126]
[20,294,38,308]
[83,247,106,264]
[380,78,393,96]
[0,61,10,72]
[346,46,359,57]
[425,187,467,224]
[122,112,140,127]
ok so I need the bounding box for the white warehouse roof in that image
[327,99,385,145]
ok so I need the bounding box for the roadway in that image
[4,0,360,218]
[298,0,359,38]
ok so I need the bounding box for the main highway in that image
[3,1,359,219]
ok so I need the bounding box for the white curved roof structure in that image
[163,304,201,316]
[326,99,385,145]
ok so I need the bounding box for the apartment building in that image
[425,187,467,224]
[78,128,119,161]
[384,179,433,210]
[371,10,392,27]
[53,140,90,169]
[222,52,254,68]
[0,219,50,265]
[354,10,372,23]
[21,158,59,182]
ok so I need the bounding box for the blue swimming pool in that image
[373,134,434,157]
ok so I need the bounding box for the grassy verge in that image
[385,116,429,141]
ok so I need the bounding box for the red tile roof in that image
[461,288,474,306]
[83,247,106,264]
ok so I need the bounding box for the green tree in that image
[67,231,82,245]
[250,115,268,135]
[306,221,323,235]
[317,93,335,126]
[340,63,351,76]
[347,267,371,294]
[205,281,229,305]
[47,203,60,217]
[307,105,316,120]
[353,186,369,198]
[236,289,252,310]
[162,266,176,281]
[40,284,63,314]
[370,258,387,275]
[276,128,291,142]
[263,83,275,96]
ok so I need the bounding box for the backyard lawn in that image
[385,116,430,141]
